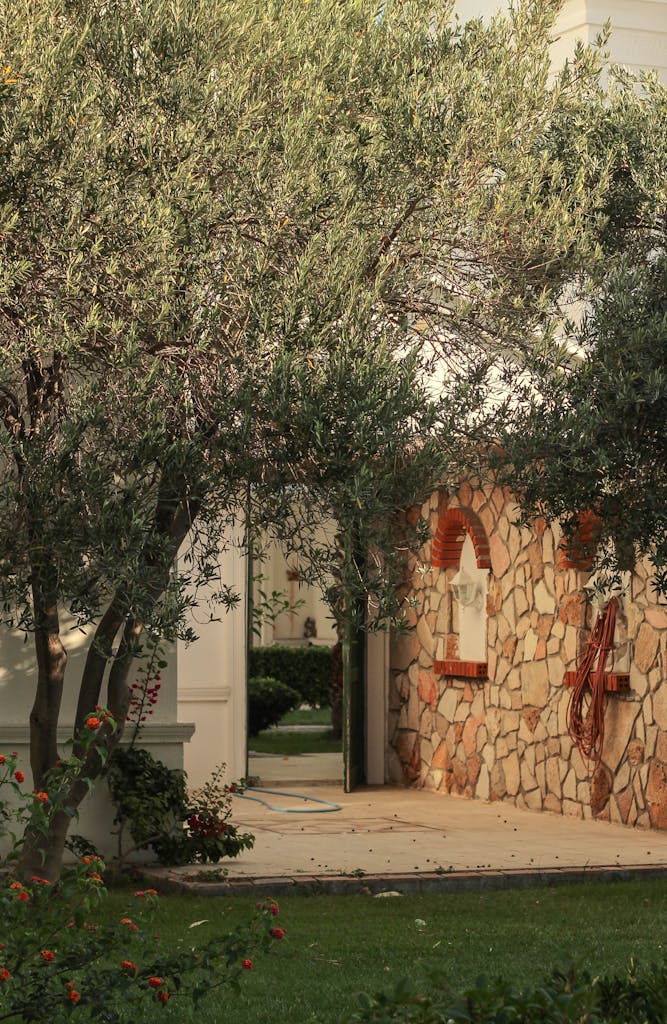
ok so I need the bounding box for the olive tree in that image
[497,70,667,591]
[0,0,647,876]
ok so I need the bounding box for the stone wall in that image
[388,482,667,828]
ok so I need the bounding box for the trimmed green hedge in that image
[247,676,301,736]
[248,644,333,708]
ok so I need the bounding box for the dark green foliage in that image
[105,748,254,866]
[249,645,333,708]
[347,960,667,1024]
[247,676,301,737]
[499,253,667,593]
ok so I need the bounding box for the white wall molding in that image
[0,722,195,746]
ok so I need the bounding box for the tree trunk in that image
[29,587,67,788]
[20,777,92,882]
[21,491,200,880]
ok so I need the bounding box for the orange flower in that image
[17,891,29,902]
[148,977,163,989]
[30,876,51,886]
[86,716,100,730]
[121,960,137,973]
[120,918,133,925]
[9,881,23,890]
[33,791,49,803]
[68,990,80,1003]
[13,770,24,783]
[157,990,169,1004]
[0,754,5,765]
[40,950,55,962]
[0,968,10,982]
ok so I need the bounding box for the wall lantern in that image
[450,568,482,611]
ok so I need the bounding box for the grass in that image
[281,706,332,726]
[103,879,667,1023]
[248,729,342,755]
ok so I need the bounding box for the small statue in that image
[303,616,317,639]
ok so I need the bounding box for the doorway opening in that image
[246,531,344,788]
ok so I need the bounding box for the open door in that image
[342,618,366,791]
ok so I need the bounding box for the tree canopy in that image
[0,0,662,873]
[497,70,667,593]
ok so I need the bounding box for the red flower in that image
[0,968,10,982]
[33,791,49,803]
[148,977,163,989]
[16,891,29,902]
[121,960,137,973]
[9,881,23,890]
[85,716,100,730]
[40,950,55,962]
[270,927,285,940]
[0,755,5,765]
[242,959,253,971]
[120,918,133,925]
[269,903,279,916]
[68,990,80,1004]
[13,770,24,783]
[30,876,51,885]
[157,990,170,1004]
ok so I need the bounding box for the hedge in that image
[248,644,333,708]
[247,676,301,736]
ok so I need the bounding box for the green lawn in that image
[249,729,342,755]
[281,706,332,726]
[103,880,667,1023]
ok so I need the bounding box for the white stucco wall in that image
[453,0,667,81]
[177,538,248,787]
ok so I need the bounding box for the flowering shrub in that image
[184,764,254,864]
[106,752,254,866]
[125,658,164,744]
[0,723,282,1021]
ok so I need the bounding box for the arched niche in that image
[432,506,489,679]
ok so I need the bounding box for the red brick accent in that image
[434,659,488,679]
[432,507,491,570]
[563,671,629,693]
[558,510,602,570]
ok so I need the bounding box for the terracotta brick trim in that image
[558,510,602,570]
[563,670,629,693]
[434,659,488,679]
[432,507,491,570]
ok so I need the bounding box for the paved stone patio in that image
[141,782,667,896]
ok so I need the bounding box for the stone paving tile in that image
[136,783,667,897]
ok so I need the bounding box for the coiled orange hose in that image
[567,597,617,766]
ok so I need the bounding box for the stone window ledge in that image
[563,671,630,693]
[434,659,488,680]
